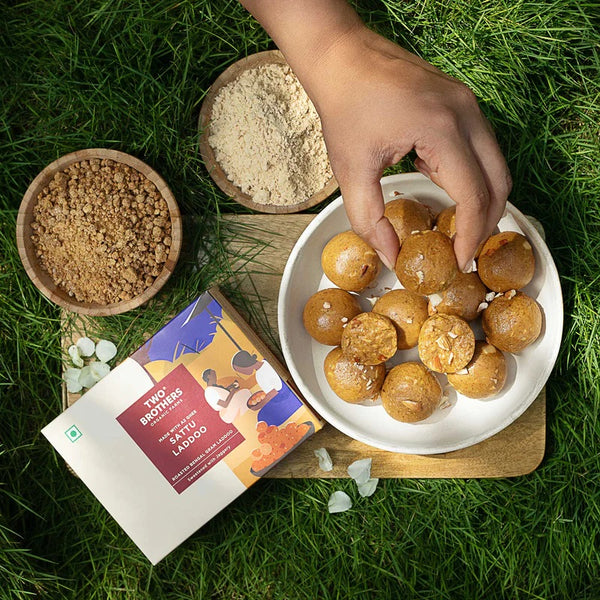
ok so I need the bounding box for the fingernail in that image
[460,257,476,274]
[376,250,395,271]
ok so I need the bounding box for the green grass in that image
[1,0,599,598]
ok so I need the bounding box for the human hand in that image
[303,26,511,271]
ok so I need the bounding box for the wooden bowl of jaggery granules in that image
[16,149,182,316]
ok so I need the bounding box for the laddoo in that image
[418,314,475,373]
[372,289,428,349]
[435,205,485,257]
[324,347,386,403]
[428,271,487,322]
[381,362,442,422]
[384,197,433,247]
[321,231,380,292]
[481,291,543,353]
[435,205,457,239]
[303,288,361,345]
[477,231,535,292]
[447,341,507,398]
[395,230,458,294]
[341,312,397,365]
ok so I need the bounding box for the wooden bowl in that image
[247,390,268,411]
[199,50,338,214]
[16,148,182,316]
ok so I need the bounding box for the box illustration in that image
[42,288,322,564]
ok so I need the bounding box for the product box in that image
[42,288,322,564]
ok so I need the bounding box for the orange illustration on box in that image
[130,293,319,488]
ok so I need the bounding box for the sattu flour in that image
[208,62,333,206]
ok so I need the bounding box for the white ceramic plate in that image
[278,173,563,454]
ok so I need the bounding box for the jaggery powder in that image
[208,62,333,206]
[30,158,172,304]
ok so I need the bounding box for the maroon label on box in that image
[117,364,244,494]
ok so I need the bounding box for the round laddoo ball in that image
[447,341,507,398]
[381,362,442,422]
[324,347,386,403]
[303,288,361,346]
[384,197,434,247]
[395,230,458,294]
[418,314,475,373]
[428,271,488,322]
[481,291,543,353]
[477,231,535,292]
[341,312,397,365]
[321,231,380,292]
[435,205,485,259]
[436,205,457,239]
[372,289,429,349]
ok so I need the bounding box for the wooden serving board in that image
[222,215,546,479]
[61,214,546,479]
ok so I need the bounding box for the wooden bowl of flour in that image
[199,50,338,214]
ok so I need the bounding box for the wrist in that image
[241,0,365,94]
[295,24,377,112]
[283,14,365,82]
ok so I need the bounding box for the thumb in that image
[339,172,399,270]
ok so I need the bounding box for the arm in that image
[217,388,237,408]
[253,362,282,402]
[240,0,511,271]
[263,389,278,402]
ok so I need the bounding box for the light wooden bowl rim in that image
[16,148,182,316]
[198,49,338,214]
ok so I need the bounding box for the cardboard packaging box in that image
[42,288,322,564]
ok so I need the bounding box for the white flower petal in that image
[79,366,99,389]
[347,458,372,485]
[76,337,96,357]
[328,491,352,514]
[90,361,111,381]
[68,345,83,368]
[314,447,333,472]
[66,379,83,393]
[357,478,379,498]
[63,367,82,384]
[95,339,117,363]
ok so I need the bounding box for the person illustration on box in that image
[231,351,302,427]
[202,369,251,424]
